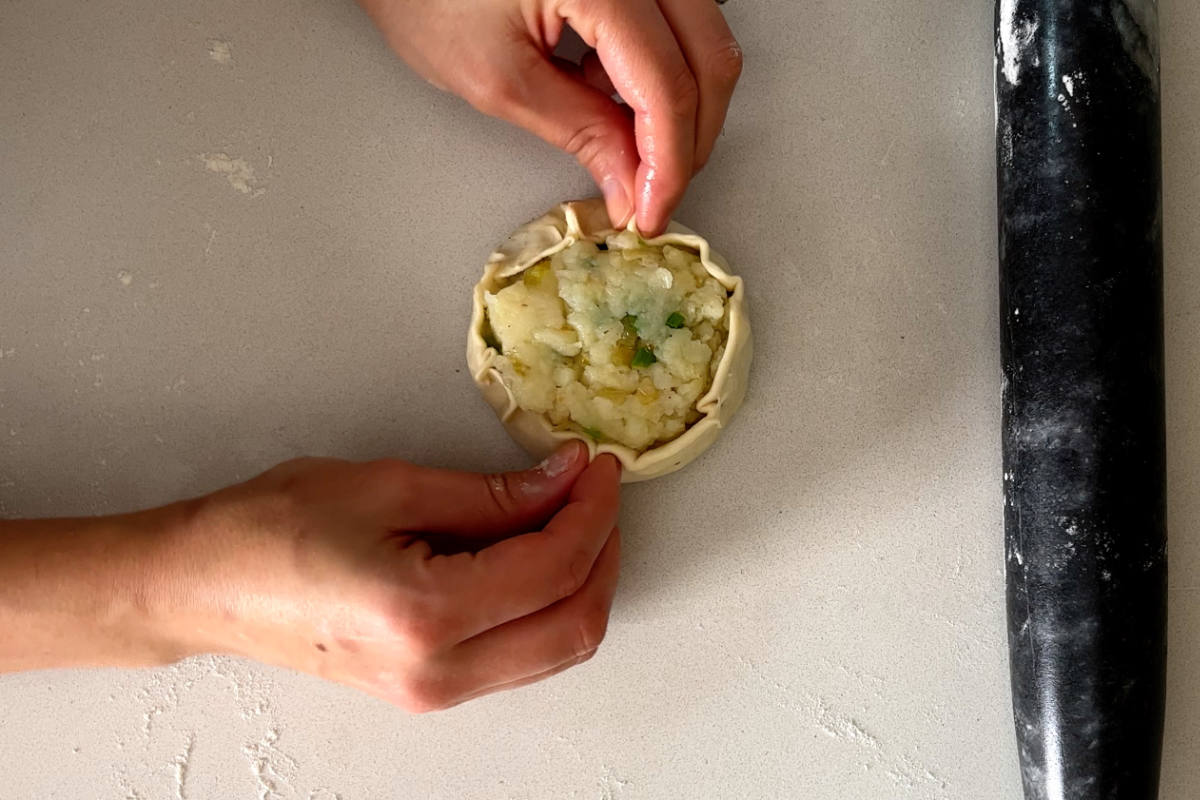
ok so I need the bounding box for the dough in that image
[467,199,752,482]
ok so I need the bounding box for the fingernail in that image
[537,443,580,479]
[601,177,632,229]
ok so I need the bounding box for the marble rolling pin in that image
[995,1,1166,798]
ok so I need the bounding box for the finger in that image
[444,652,591,709]
[426,455,620,642]
[566,0,699,235]
[655,0,743,171]
[479,45,638,227]
[580,51,617,97]
[382,440,591,539]
[425,528,621,708]
[374,654,589,714]
[551,54,618,101]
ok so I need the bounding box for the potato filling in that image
[484,231,730,451]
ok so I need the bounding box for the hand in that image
[170,441,621,711]
[0,442,622,713]
[360,0,743,235]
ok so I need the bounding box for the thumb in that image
[484,48,638,228]
[395,440,592,540]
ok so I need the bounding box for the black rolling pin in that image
[995,1,1166,798]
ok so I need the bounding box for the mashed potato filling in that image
[484,231,730,451]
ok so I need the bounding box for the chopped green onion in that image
[631,347,657,368]
[665,312,686,329]
[621,314,640,335]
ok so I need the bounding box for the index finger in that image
[657,0,743,171]
[566,0,698,234]
[428,454,621,642]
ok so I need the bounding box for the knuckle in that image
[268,456,315,474]
[394,675,449,714]
[708,40,744,86]
[263,457,321,486]
[397,616,447,660]
[400,629,439,661]
[373,461,420,513]
[556,548,594,600]
[261,457,350,500]
[664,70,700,118]
[483,472,522,518]
[561,0,602,21]
[561,119,617,170]
[379,599,451,660]
[367,458,413,479]
[467,71,522,118]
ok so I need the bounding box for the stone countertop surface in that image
[2,1,1197,798]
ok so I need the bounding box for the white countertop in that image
[2,0,1198,797]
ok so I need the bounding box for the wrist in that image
[0,501,205,672]
[146,486,305,668]
[133,493,282,664]
[116,499,215,664]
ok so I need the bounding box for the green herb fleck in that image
[621,314,640,336]
[581,426,605,441]
[665,312,686,329]
[631,347,657,368]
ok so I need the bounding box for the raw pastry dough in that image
[467,199,752,482]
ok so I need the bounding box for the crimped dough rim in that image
[467,198,751,482]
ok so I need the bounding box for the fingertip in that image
[595,452,620,469]
[636,205,670,237]
[633,176,679,237]
[592,452,623,482]
[569,451,622,502]
[562,438,590,471]
[636,210,666,238]
[535,439,589,480]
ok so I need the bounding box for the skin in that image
[359,0,743,234]
[0,442,622,712]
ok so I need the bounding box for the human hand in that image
[159,441,621,711]
[360,0,743,235]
